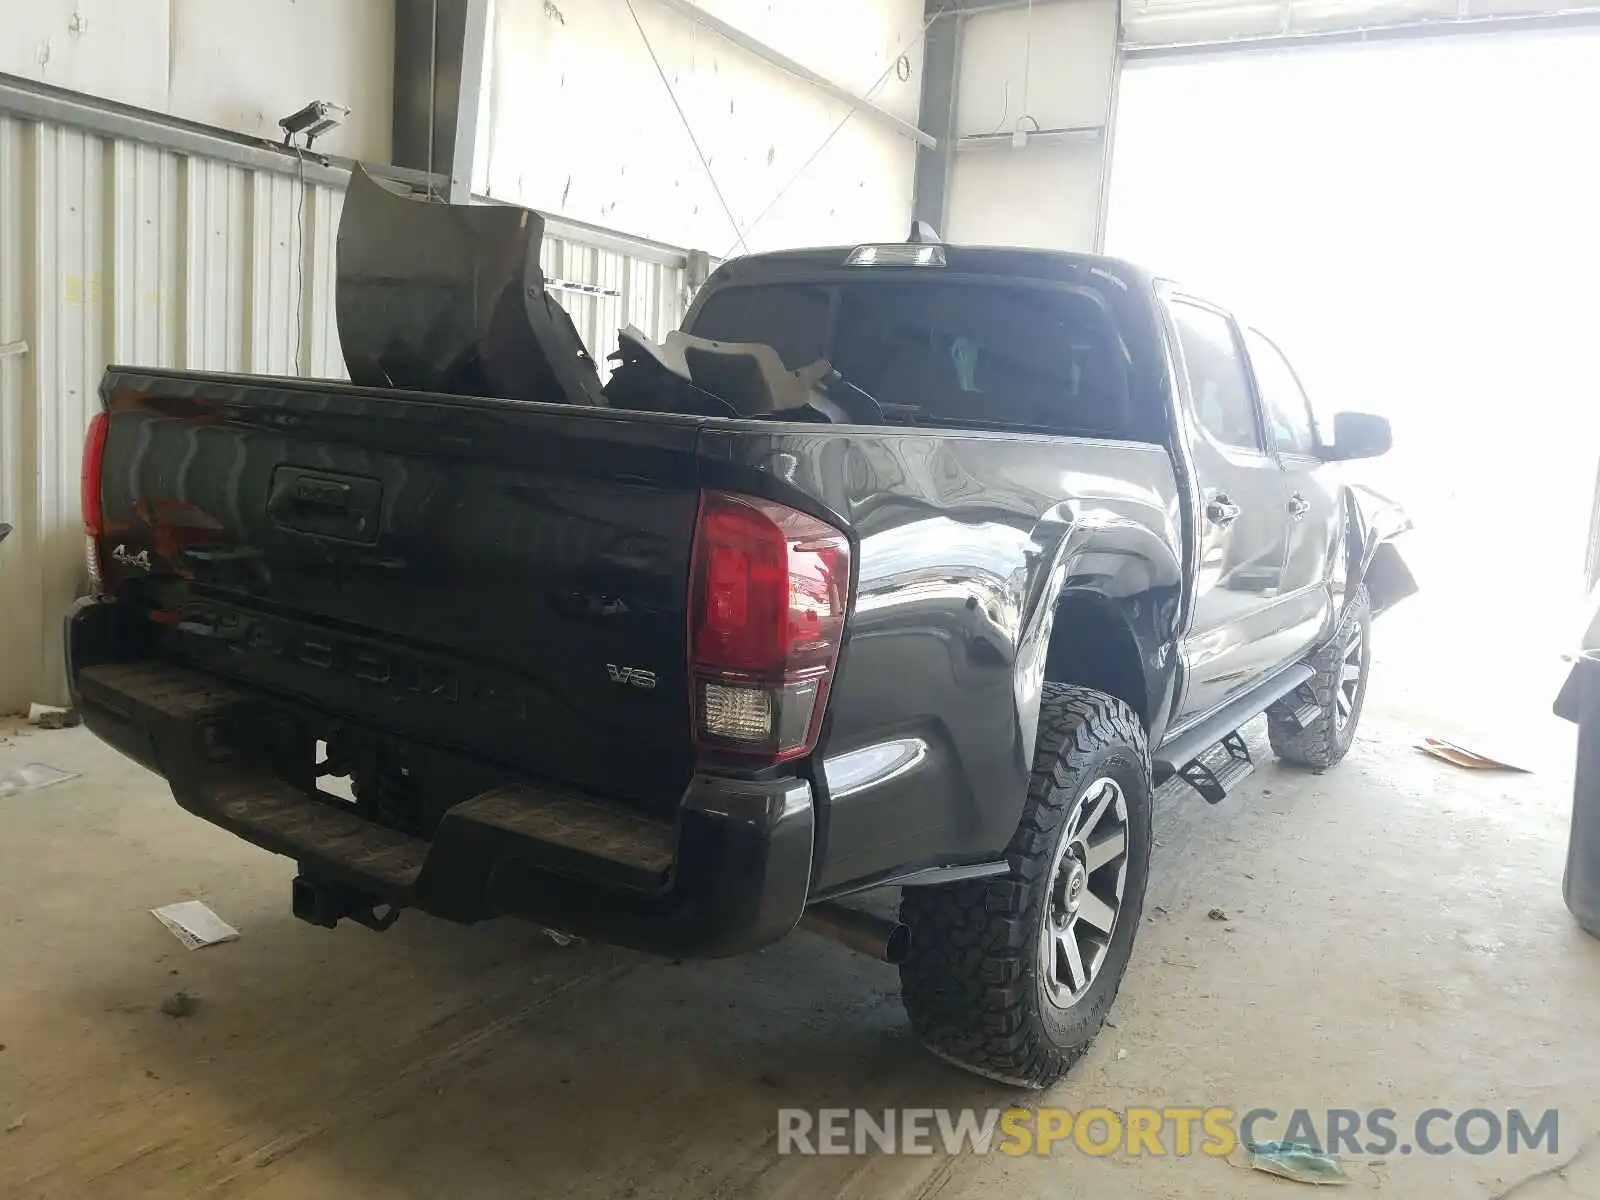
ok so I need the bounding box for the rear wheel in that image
[898,684,1152,1088]
[1269,585,1372,769]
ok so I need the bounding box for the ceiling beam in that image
[912,11,961,231]
[925,0,1047,15]
[392,0,490,202]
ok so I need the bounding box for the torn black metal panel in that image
[335,167,605,407]
[603,326,739,419]
[602,324,883,426]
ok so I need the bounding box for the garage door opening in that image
[1107,29,1600,726]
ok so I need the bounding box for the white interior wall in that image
[478,0,925,256]
[945,0,1120,251]
[0,0,394,162]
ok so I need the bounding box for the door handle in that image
[1287,493,1311,520]
[1205,495,1241,528]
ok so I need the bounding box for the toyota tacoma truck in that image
[67,171,1413,1087]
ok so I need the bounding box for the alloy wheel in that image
[1040,777,1130,1009]
[1335,624,1366,730]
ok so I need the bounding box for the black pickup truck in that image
[68,175,1412,1087]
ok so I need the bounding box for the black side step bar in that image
[1155,662,1316,800]
[1178,731,1254,804]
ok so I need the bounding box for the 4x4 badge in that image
[112,544,152,572]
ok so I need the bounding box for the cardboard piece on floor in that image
[1415,737,1531,773]
[152,901,240,950]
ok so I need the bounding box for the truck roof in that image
[706,244,1157,293]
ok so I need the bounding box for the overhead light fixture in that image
[279,100,351,150]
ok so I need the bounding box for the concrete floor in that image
[3,601,1599,1199]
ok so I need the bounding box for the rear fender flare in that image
[1014,512,1183,766]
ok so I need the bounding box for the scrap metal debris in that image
[159,990,200,1019]
[604,324,884,426]
[27,703,81,730]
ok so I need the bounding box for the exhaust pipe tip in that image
[801,901,910,964]
[883,920,910,965]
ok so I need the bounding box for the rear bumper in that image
[67,598,815,958]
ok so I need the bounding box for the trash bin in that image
[1559,649,1600,937]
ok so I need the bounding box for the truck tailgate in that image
[95,370,703,814]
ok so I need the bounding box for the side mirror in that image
[1321,411,1392,461]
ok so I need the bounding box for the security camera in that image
[279,100,351,150]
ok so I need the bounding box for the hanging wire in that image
[426,0,442,200]
[1015,0,1039,138]
[624,0,750,255]
[726,9,942,257]
[292,145,306,375]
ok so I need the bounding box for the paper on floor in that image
[0,762,79,797]
[152,901,240,949]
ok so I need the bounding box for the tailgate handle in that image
[281,476,350,508]
[268,468,381,543]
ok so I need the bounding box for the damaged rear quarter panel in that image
[695,421,1183,890]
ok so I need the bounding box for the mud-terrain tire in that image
[898,683,1153,1088]
[1268,586,1372,770]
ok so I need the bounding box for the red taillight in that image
[689,491,850,763]
[82,411,109,534]
[81,411,109,591]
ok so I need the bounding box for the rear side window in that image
[1169,302,1262,453]
[691,281,1134,437]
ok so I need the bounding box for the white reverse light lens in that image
[701,682,773,742]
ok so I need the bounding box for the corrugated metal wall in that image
[538,235,688,381]
[0,114,347,713]
[0,114,689,713]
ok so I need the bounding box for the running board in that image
[1177,732,1254,804]
[1155,661,1315,785]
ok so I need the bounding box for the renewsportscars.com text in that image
[777,1106,1561,1158]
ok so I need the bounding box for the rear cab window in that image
[688,273,1158,441]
